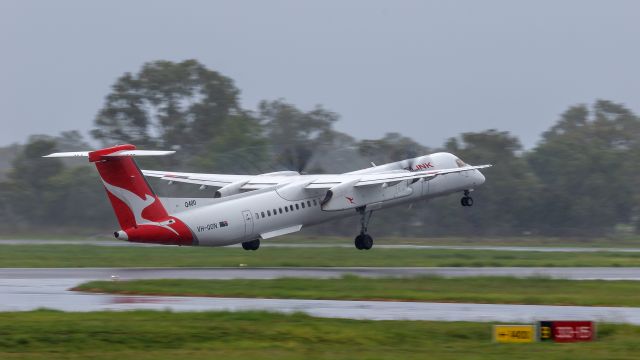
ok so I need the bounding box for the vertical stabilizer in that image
[89,144,169,229]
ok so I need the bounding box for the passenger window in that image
[267,210,271,216]
[279,208,283,214]
[285,207,289,213]
[261,211,265,218]
[301,202,305,209]
[273,209,277,215]
[295,204,299,210]
[289,205,294,211]
[307,200,311,207]
[313,199,317,206]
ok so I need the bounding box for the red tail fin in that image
[89,144,168,229]
[88,144,194,245]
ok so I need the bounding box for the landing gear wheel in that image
[242,239,260,251]
[460,196,474,207]
[354,207,375,250]
[460,190,474,207]
[361,234,373,250]
[354,234,373,250]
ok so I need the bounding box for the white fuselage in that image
[161,152,486,246]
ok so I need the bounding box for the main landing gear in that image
[354,207,374,250]
[242,239,260,251]
[460,190,474,207]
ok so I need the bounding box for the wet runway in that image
[2,267,640,323]
[3,239,640,253]
[3,277,640,323]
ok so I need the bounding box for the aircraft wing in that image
[142,170,255,187]
[305,164,492,189]
[142,164,491,194]
[141,170,301,189]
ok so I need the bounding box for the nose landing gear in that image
[354,207,374,250]
[460,190,474,207]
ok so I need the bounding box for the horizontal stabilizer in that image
[104,150,175,157]
[42,151,90,158]
[43,150,175,158]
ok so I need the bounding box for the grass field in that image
[1,244,640,267]
[76,276,640,307]
[4,233,640,247]
[0,310,639,360]
[269,234,640,248]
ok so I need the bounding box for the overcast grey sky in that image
[1,0,639,149]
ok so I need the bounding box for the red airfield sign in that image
[539,321,595,342]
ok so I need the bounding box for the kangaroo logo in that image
[345,196,355,204]
[102,180,178,235]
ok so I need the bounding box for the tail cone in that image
[114,230,128,241]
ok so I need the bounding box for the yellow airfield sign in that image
[494,325,536,343]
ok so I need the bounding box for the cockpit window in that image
[455,158,467,168]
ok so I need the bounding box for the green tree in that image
[528,100,640,235]
[6,137,64,227]
[422,130,540,236]
[92,60,248,169]
[358,132,429,165]
[258,100,340,172]
[0,133,116,233]
[190,113,269,174]
[46,166,113,229]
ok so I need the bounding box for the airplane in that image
[44,144,490,250]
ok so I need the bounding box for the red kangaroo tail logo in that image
[89,144,193,245]
[100,180,177,235]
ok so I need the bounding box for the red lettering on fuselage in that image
[412,162,434,171]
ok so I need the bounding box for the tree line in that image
[1,59,639,238]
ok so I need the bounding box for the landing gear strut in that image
[242,239,260,251]
[460,190,474,207]
[354,207,374,250]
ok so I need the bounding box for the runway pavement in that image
[3,239,640,252]
[3,277,640,323]
[2,266,640,323]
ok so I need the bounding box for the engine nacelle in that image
[214,180,249,198]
